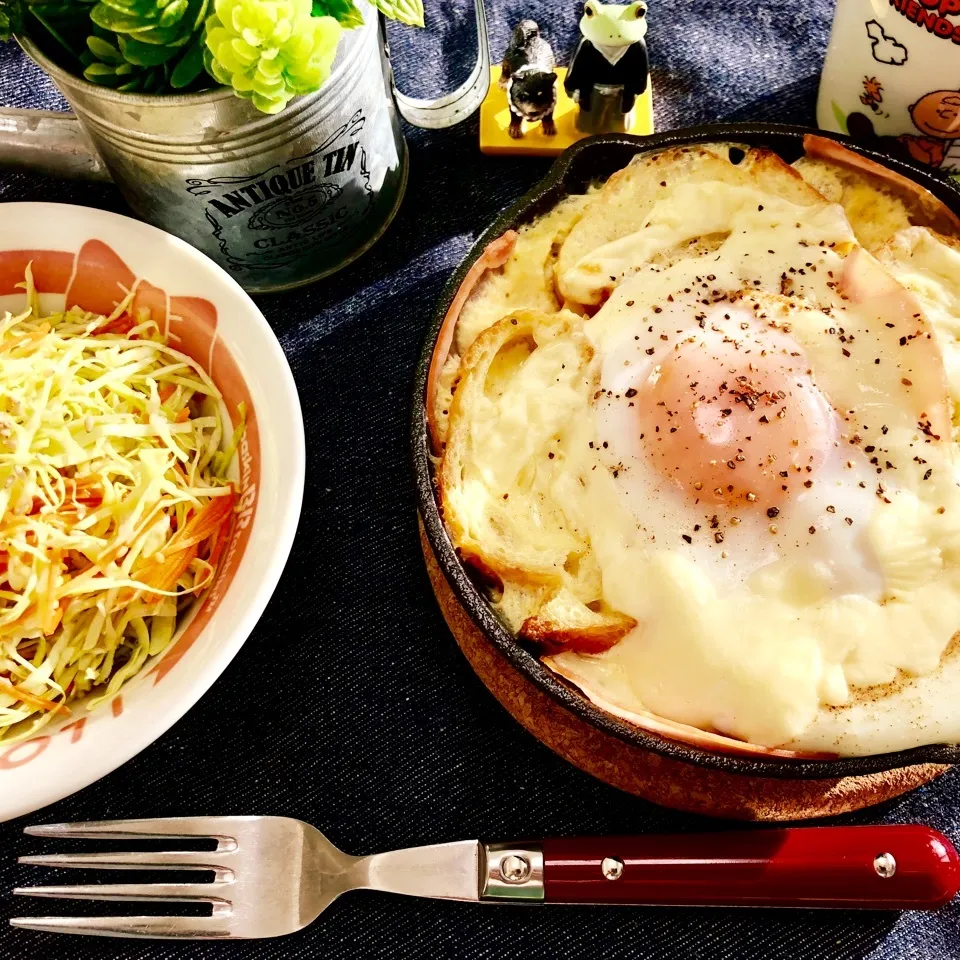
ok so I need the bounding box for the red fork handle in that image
[541,826,959,909]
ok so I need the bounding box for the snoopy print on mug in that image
[818,0,960,175]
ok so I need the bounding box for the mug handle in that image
[387,0,491,129]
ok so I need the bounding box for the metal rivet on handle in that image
[873,852,897,878]
[601,857,624,880]
[500,854,531,884]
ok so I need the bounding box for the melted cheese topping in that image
[536,184,960,753]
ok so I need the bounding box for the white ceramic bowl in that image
[0,203,304,821]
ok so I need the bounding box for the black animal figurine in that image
[565,0,649,133]
[501,20,558,139]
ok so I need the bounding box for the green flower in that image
[204,0,341,114]
[311,0,424,29]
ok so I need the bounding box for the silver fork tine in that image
[13,815,355,939]
[19,851,227,872]
[24,817,247,841]
[9,915,232,939]
[13,882,230,904]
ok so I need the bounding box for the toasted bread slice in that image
[439,308,634,643]
[427,231,518,454]
[429,198,595,451]
[439,308,593,581]
[456,194,593,355]
[555,143,826,306]
[430,352,463,452]
[802,135,960,239]
[520,589,637,654]
[793,157,916,253]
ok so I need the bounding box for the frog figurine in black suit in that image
[565,0,649,133]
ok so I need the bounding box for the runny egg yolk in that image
[637,316,838,509]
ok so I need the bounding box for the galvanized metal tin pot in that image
[0,0,490,293]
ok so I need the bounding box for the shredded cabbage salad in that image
[0,267,244,742]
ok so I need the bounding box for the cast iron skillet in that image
[412,122,960,780]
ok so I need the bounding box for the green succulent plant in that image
[80,25,206,89]
[1,0,425,110]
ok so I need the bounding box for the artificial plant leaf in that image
[90,2,148,33]
[86,33,124,61]
[118,32,179,62]
[158,0,186,27]
[83,60,124,84]
[0,1,25,41]
[169,32,204,86]
[188,0,209,30]
[133,21,187,43]
[96,0,143,14]
[311,0,362,28]
[369,0,422,27]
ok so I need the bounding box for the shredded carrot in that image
[0,322,50,356]
[175,407,190,423]
[135,487,235,601]
[158,383,176,403]
[96,314,137,336]
[166,488,235,554]
[204,509,234,571]
[65,476,103,508]
[0,677,68,715]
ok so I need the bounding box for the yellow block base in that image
[480,65,654,157]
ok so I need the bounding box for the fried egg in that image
[593,295,884,596]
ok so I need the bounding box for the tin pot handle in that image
[0,107,110,181]
[388,0,490,129]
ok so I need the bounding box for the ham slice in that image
[804,135,960,237]
[839,245,952,442]
[426,231,518,453]
[547,657,837,760]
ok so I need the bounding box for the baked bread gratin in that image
[428,136,960,759]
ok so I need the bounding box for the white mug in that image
[817,0,960,174]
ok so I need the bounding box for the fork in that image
[10,818,960,939]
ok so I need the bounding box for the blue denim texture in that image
[0,2,958,957]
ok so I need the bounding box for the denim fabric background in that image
[0,2,959,958]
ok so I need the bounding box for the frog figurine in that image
[565,0,650,134]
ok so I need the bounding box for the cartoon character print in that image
[898,90,960,169]
[860,76,885,114]
[865,20,908,65]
